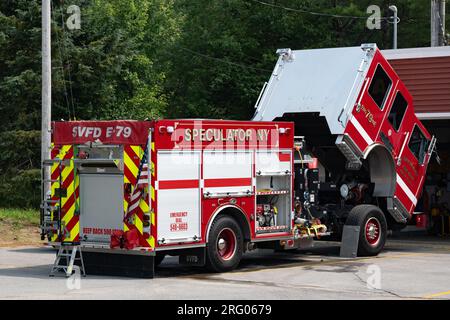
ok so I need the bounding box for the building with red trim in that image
[383,46,450,233]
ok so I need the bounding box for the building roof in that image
[383,46,450,59]
[382,46,450,119]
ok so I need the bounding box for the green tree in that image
[164,0,446,121]
[0,0,448,208]
[0,0,180,208]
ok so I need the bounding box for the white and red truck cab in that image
[254,44,435,230]
[41,44,435,277]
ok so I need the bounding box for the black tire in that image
[345,204,387,256]
[206,215,244,272]
[154,253,166,267]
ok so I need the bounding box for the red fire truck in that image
[41,44,435,278]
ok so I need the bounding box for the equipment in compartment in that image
[255,193,289,233]
[296,167,320,204]
[255,171,291,234]
[256,197,278,228]
[293,136,336,237]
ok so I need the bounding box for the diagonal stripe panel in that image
[122,144,153,248]
[49,145,80,243]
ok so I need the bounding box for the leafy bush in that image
[0,169,41,208]
[0,130,40,174]
[0,130,41,208]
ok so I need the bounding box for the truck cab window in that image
[388,91,408,131]
[368,65,392,110]
[408,125,429,164]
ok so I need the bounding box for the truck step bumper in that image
[79,252,155,279]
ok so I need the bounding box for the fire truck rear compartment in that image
[76,145,124,245]
[74,145,155,278]
[79,173,123,244]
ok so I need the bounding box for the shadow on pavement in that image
[156,245,343,278]
[5,235,449,280]
[0,264,53,279]
[8,246,55,254]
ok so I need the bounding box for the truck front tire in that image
[345,204,387,256]
[206,215,243,272]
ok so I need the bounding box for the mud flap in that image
[179,247,206,266]
[78,252,155,278]
[340,225,360,258]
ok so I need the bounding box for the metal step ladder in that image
[40,159,64,240]
[41,159,86,277]
[50,243,86,278]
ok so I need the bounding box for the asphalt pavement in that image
[1,235,450,300]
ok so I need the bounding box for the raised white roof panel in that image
[253,45,376,134]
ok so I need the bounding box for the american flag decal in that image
[124,145,149,223]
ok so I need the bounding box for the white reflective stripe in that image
[350,116,373,146]
[130,191,141,201]
[128,200,140,212]
[396,175,417,206]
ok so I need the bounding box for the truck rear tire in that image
[206,215,243,272]
[345,205,387,256]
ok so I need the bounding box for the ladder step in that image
[41,204,58,209]
[40,205,58,211]
[43,159,64,165]
[42,217,56,222]
[42,222,58,227]
[41,227,58,232]
[44,199,59,203]
[42,221,58,225]
[58,253,83,257]
[43,179,59,183]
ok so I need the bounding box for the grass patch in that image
[0,208,42,247]
[0,208,40,229]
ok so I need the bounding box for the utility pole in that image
[42,0,51,196]
[440,0,446,45]
[431,0,446,46]
[389,5,398,49]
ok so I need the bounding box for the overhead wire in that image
[176,1,403,75]
[249,0,400,23]
[177,46,273,73]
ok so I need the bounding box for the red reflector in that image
[416,214,427,229]
[143,215,150,221]
[143,232,150,239]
